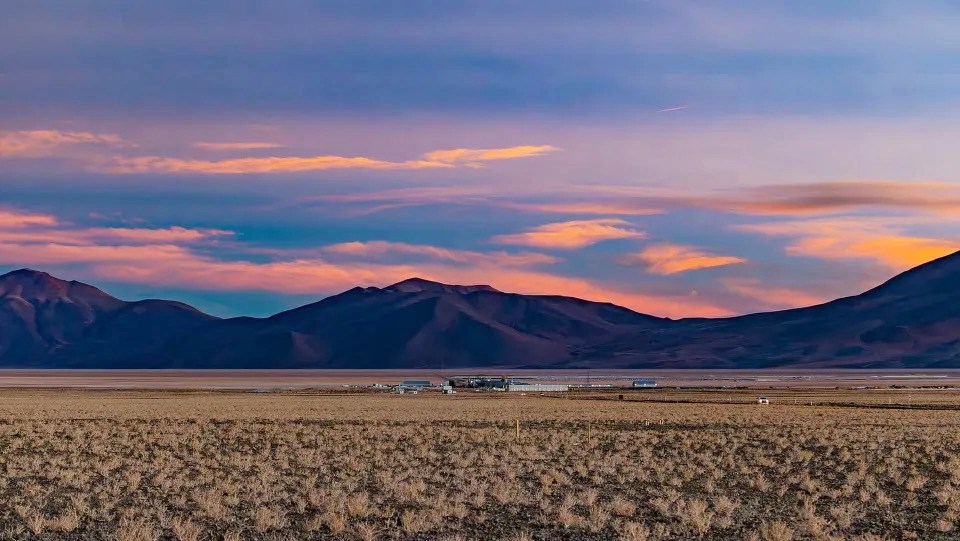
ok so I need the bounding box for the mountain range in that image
[1,250,959,368]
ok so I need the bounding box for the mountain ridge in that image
[1,250,958,368]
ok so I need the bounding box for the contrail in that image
[657,105,689,113]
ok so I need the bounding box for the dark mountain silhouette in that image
[0,250,958,368]
[584,250,960,368]
[156,278,667,368]
[0,269,218,367]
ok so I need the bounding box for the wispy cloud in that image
[193,141,284,151]
[501,201,663,216]
[583,181,960,216]
[105,144,558,174]
[0,130,121,158]
[657,105,689,113]
[620,243,745,275]
[322,241,558,267]
[106,155,450,174]
[295,188,661,217]
[734,217,960,270]
[0,208,231,246]
[421,145,558,168]
[299,180,960,219]
[491,219,645,249]
[0,209,60,228]
[714,181,960,215]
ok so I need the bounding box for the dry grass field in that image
[2,388,960,540]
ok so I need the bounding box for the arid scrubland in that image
[2,390,960,540]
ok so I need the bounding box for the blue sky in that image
[2,1,959,318]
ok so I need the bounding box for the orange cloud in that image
[106,145,557,174]
[422,145,558,167]
[789,235,959,270]
[621,244,745,275]
[0,130,121,158]
[735,218,960,270]
[491,219,645,249]
[193,142,284,151]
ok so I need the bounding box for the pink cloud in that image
[491,219,645,249]
[0,218,231,246]
[323,241,558,266]
[621,243,745,274]
[501,201,663,216]
[421,145,558,167]
[0,209,59,228]
[193,141,284,151]
[105,145,557,174]
[0,130,121,158]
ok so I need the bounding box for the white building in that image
[506,383,568,392]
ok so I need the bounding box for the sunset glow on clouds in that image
[735,218,960,271]
[98,145,558,174]
[193,142,284,151]
[0,208,727,318]
[621,244,746,275]
[491,219,645,249]
[2,1,960,318]
[0,130,121,158]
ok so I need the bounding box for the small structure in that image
[632,379,658,388]
[445,376,568,392]
[505,383,568,392]
[756,396,769,405]
[400,380,433,388]
[440,384,457,394]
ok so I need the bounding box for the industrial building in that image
[632,379,657,388]
[400,380,433,388]
[505,383,569,392]
[446,376,568,392]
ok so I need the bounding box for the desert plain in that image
[2,380,960,540]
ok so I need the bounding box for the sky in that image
[2,0,960,318]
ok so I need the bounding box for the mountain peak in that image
[1,268,68,297]
[384,277,500,294]
[2,268,56,280]
[0,268,120,305]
